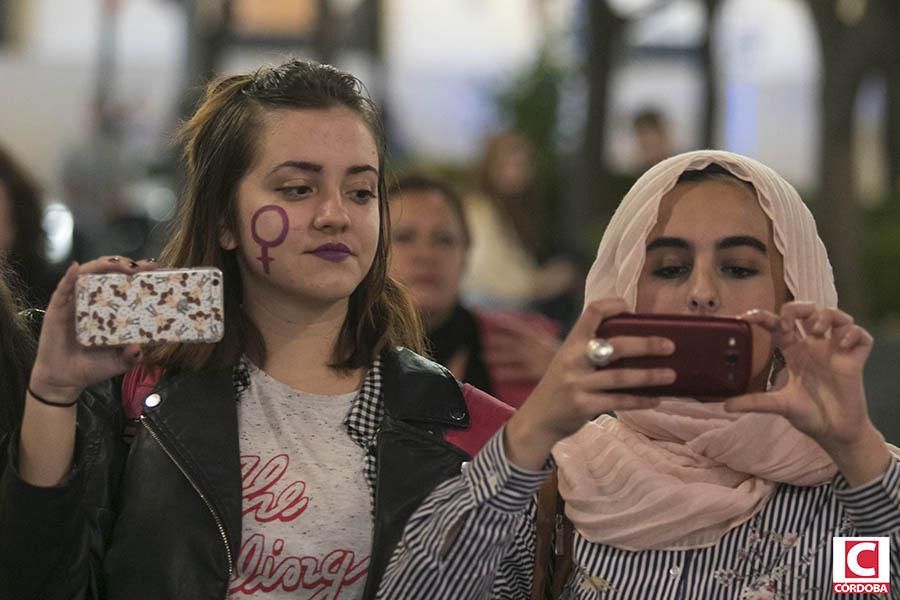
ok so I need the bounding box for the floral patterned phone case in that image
[75,268,225,347]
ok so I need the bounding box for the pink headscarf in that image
[553,150,839,551]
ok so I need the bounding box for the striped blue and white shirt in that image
[378,427,900,599]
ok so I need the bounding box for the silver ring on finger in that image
[585,338,615,367]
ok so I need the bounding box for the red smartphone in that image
[595,313,752,398]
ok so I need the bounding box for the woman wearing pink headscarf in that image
[379,151,899,599]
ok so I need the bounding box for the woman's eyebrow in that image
[269,160,321,175]
[347,164,378,176]
[717,235,768,254]
[646,237,691,252]
[266,162,378,177]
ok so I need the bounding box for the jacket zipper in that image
[140,415,234,575]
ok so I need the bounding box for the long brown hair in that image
[143,59,423,372]
[0,264,36,434]
[0,145,52,306]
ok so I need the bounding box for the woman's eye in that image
[392,230,414,244]
[351,189,376,204]
[279,185,312,199]
[434,234,459,248]
[652,265,689,279]
[722,266,759,279]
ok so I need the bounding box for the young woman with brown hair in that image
[0,59,511,600]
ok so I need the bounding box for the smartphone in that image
[75,267,225,347]
[595,313,752,398]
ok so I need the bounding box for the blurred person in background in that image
[0,264,38,443]
[632,107,676,173]
[0,144,62,307]
[388,173,560,408]
[462,131,581,319]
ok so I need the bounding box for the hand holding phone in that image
[75,268,224,347]
[595,313,752,398]
[28,257,158,409]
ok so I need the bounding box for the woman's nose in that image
[313,192,350,231]
[412,241,439,264]
[688,293,720,312]
[687,270,720,313]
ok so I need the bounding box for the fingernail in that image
[664,340,675,353]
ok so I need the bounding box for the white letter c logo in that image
[848,542,877,577]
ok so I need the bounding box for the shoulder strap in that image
[532,469,574,600]
[445,383,513,456]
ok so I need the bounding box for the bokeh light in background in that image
[1,0,871,191]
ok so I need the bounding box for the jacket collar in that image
[379,347,470,428]
[344,347,471,451]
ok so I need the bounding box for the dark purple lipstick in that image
[309,242,352,262]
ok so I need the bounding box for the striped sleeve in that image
[833,457,900,596]
[376,427,552,599]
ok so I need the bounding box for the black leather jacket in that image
[0,347,473,600]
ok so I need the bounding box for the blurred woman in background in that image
[388,173,560,407]
[462,131,581,319]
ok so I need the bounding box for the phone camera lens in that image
[725,351,738,366]
[212,279,220,286]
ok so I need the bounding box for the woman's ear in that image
[219,225,238,251]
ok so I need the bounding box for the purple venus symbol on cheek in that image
[250,205,289,274]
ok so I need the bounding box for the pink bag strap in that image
[445,383,514,457]
[121,366,164,420]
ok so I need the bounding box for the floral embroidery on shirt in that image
[712,515,854,599]
[575,561,616,595]
[579,575,613,595]
[740,574,780,599]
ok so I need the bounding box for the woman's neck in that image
[423,303,457,332]
[242,290,363,395]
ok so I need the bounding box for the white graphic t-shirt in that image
[228,363,372,599]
